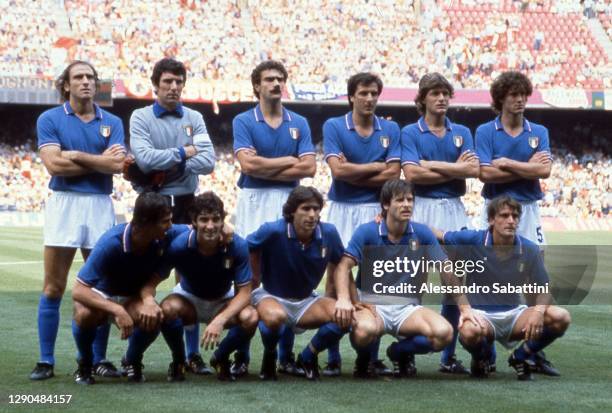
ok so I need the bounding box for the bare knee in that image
[239,306,259,332]
[73,305,104,328]
[43,280,66,299]
[429,321,453,351]
[351,319,378,348]
[547,307,571,334]
[259,307,287,330]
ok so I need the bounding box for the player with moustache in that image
[322,72,401,376]
[31,61,126,381]
[401,73,479,374]
[432,195,571,380]
[70,192,186,384]
[159,192,258,382]
[333,179,484,378]
[232,60,316,376]
[248,186,346,381]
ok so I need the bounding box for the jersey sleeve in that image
[537,126,552,160]
[232,238,253,286]
[185,112,216,175]
[297,117,315,157]
[420,228,448,261]
[246,222,273,251]
[400,126,420,166]
[232,115,254,154]
[77,245,113,288]
[385,121,401,163]
[36,112,61,149]
[345,225,368,263]
[323,120,342,161]
[443,229,480,245]
[526,245,550,285]
[327,225,345,264]
[475,124,493,166]
[107,116,126,149]
[461,127,475,154]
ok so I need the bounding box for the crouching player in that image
[435,195,570,380]
[71,192,184,384]
[248,186,346,380]
[334,179,482,378]
[159,192,258,381]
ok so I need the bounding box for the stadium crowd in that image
[1,142,608,220]
[0,0,609,89]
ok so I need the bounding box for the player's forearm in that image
[214,286,252,326]
[439,270,470,306]
[427,161,480,178]
[502,160,551,179]
[139,275,162,302]
[273,156,316,181]
[72,282,126,317]
[69,151,125,174]
[334,260,354,302]
[249,252,262,287]
[131,145,185,173]
[238,155,296,177]
[45,157,93,176]
[479,165,520,183]
[331,161,384,183]
[185,150,216,175]
[357,162,401,187]
[403,165,451,184]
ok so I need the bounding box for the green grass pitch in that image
[0,227,611,413]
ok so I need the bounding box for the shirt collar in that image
[153,101,184,118]
[286,222,323,241]
[494,116,531,132]
[344,112,382,131]
[63,101,103,120]
[253,104,292,122]
[484,229,523,255]
[417,116,452,133]
[378,219,415,239]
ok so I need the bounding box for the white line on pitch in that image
[0,258,85,266]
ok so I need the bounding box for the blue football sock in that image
[37,295,61,365]
[278,327,295,364]
[72,320,96,365]
[301,322,344,364]
[327,341,341,364]
[92,323,111,365]
[259,321,283,352]
[392,335,434,358]
[489,342,497,364]
[440,304,460,363]
[125,327,160,365]
[184,323,200,359]
[235,342,251,364]
[350,333,376,361]
[215,326,252,360]
[513,328,563,361]
[370,337,381,360]
[161,318,186,363]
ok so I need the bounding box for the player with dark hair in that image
[334,179,482,378]
[322,72,401,376]
[129,57,216,376]
[476,71,557,375]
[402,73,479,374]
[158,192,258,381]
[232,60,316,376]
[31,60,126,381]
[248,186,346,380]
[70,192,186,384]
[432,195,571,380]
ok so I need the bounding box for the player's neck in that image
[197,235,220,256]
[385,217,408,243]
[69,96,95,117]
[352,111,374,128]
[294,226,314,245]
[424,112,445,129]
[501,112,524,131]
[157,99,179,112]
[130,227,156,254]
[491,230,514,246]
[259,99,283,119]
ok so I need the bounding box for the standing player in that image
[129,57,216,376]
[159,192,258,381]
[333,179,482,378]
[232,60,316,375]
[476,71,558,375]
[434,195,571,380]
[401,73,479,374]
[248,186,346,380]
[31,61,126,380]
[322,72,401,376]
[70,192,184,384]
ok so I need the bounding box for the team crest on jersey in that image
[183,124,193,137]
[100,125,111,138]
[380,136,390,148]
[453,135,463,148]
[321,246,327,258]
[289,128,300,140]
[528,136,539,149]
[223,256,234,269]
[410,238,419,251]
